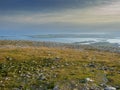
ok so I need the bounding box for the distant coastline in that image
[0,33,120,45]
[0,40,120,53]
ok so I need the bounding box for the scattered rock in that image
[118,71,120,74]
[6,56,13,61]
[85,78,94,82]
[54,57,61,61]
[61,65,64,67]
[101,66,108,71]
[73,88,78,90]
[41,75,46,80]
[51,66,55,69]
[53,85,59,90]
[56,65,60,68]
[65,63,69,66]
[12,88,21,90]
[88,63,96,68]
[100,83,107,88]
[104,86,116,90]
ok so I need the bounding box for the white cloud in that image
[93,1,120,15]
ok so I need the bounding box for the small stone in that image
[54,57,61,61]
[65,63,69,66]
[102,66,108,71]
[53,74,57,78]
[118,71,120,74]
[51,66,55,69]
[5,77,9,80]
[6,56,13,61]
[41,75,46,80]
[53,85,59,90]
[0,80,3,83]
[104,86,116,90]
[100,83,107,87]
[12,88,21,90]
[85,78,94,82]
[73,88,78,90]
[88,63,96,68]
[56,65,60,68]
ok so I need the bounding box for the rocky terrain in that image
[0,40,120,90]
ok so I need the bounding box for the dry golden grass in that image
[0,46,120,63]
[0,41,120,89]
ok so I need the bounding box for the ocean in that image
[0,32,120,46]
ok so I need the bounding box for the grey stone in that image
[53,85,59,90]
[104,86,116,90]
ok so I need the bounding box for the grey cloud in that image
[0,0,113,12]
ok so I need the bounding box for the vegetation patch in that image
[0,40,120,90]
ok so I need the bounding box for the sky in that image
[0,0,120,35]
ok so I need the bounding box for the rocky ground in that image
[0,40,120,90]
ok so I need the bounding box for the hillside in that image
[0,40,120,90]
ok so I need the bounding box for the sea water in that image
[0,32,120,45]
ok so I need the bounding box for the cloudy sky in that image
[0,0,120,35]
